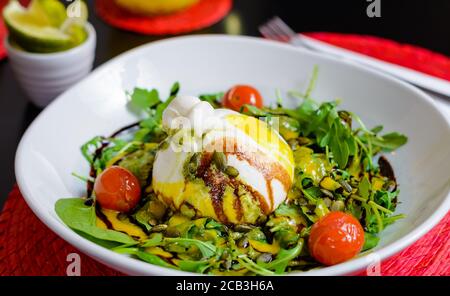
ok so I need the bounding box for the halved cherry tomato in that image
[308,211,364,266]
[94,166,141,213]
[223,85,263,111]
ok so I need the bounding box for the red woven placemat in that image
[0,185,448,276]
[0,0,9,61]
[306,32,450,82]
[95,0,232,35]
[0,186,123,276]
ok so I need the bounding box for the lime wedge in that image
[30,0,67,27]
[3,0,88,53]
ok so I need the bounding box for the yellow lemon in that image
[115,0,199,15]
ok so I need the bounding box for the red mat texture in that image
[306,32,450,82]
[0,185,448,276]
[95,0,232,35]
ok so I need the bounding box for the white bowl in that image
[15,35,450,275]
[5,23,96,108]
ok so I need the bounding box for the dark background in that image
[1,0,449,207]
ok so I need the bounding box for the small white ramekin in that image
[5,23,96,107]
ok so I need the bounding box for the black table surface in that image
[1,0,449,207]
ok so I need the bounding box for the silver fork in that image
[258,16,311,49]
[259,16,450,102]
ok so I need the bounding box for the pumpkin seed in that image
[159,141,169,150]
[323,197,332,207]
[225,166,239,178]
[117,213,128,221]
[320,189,334,198]
[237,237,249,248]
[331,200,345,212]
[339,180,353,192]
[256,253,273,264]
[180,204,196,219]
[212,151,227,171]
[151,224,168,232]
[234,224,254,233]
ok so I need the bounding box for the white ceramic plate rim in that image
[15,35,450,276]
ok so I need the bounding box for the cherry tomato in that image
[308,211,365,266]
[94,166,141,213]
[223,85,263,111]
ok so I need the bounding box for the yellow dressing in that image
[248,239,280,254]
[145,247,173,258]
[101,209,147,240]
[153,181,185,207]
[183,180,217,219]
[222,186,239,224]
[294,146,330,184]
[96,217,108,229]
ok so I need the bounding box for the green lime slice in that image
[3,0,89,53]
[29,0,67,27]
[3,0,71,53]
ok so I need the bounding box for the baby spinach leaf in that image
[135,251,176,269]
[362,232,380,251]
[55,198,136,244]
[74,230,122,249]
[116,247,176,269]
[178,260,210,273]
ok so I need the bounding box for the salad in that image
[56,69,407,275]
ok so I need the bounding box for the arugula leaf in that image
[305,65,319,99]
[164,238,217,258]
[237,256,274,276]
[329,121,350,168]
[170,81,180,97]
[142,233,163,247]
[133,202,153,232]
[55,198,136,244]
[130,88,161,110]
[199,92,223,108]
[370,132,408,151]
[262,239,304,274]
[358,176,371,199]
[242,104,268,117]
[81,136,104,164]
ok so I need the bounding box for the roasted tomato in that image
[94,166,141,213]
[223,85,263,111]
[308,211,365,266]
